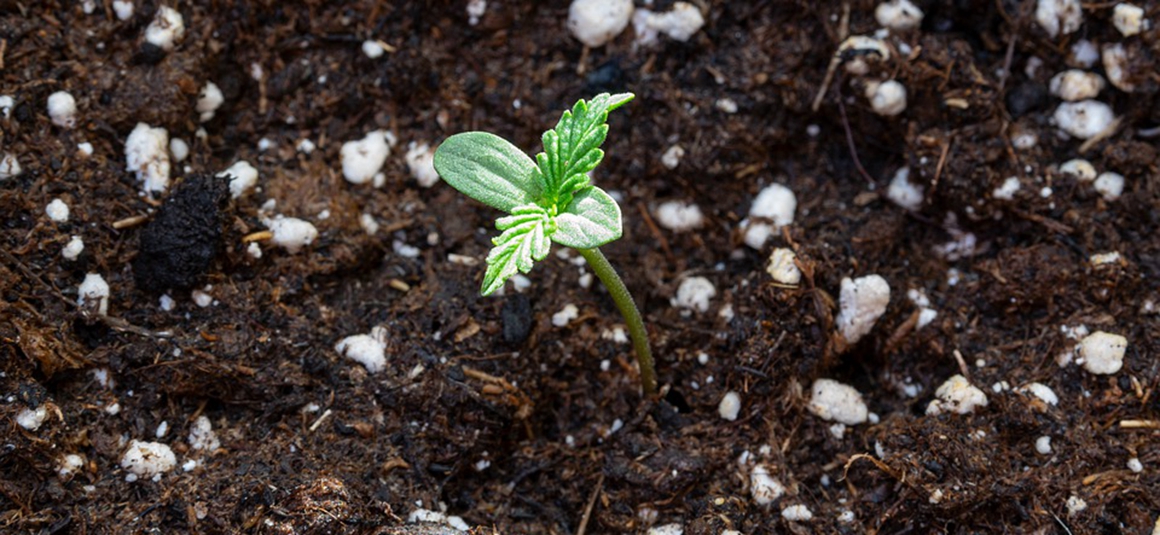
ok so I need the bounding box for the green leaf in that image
[536,92,634,203]
[552,186,622,249]
[481,204,554,295]
[433,132,541,213]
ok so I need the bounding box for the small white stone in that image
[742,183,797,249]
[467,0,488,25]
[1066,495,1087,515]
[808,379,869,425]
[359,213,380,235]
[361,40,385,59]
[169,138,189,162]
[552,304,580,327]
[196,82,224,122]
[296,138,316,154]
[716,98,738,114]
[866,80,907,116]
[46,198,70,223]
[405,141,440,188]
[1079,331,1127,374]
[836,275,890,344]
[217,160,259,199]
[838,510,856,523]
[766,248,801,285]
[47,91,77,128]
[1049,70,1105,101]
[1069,40,1100,68]
[0,152,20,180]
[1112,3,1147,37]
[336,327,388,374]
[1035,0,1083,38]
[78,273,110,316]
[1053,100,1115,139]
[660,145,685,169]
[58,454,84,478]
[266,216,318,253]
[672,277,716,313]
[647,524,683,535]
[632,2,704,45]
[120,440,176,479]
[750,464,786,505]
[1127,457,1143,473]
[155,420,169,438]
[62,235,84,261]
[886,167,922,210]
[77,142,94,157]
[1102,43,1135,92]
[1020,382,1059,406]
[341,130,393,185]
[17,406,49,431]
[188,415,221,452]
[1093,172,1124,201]
[113,0,134,20]
[1035,435,1053,455]
[1060,159,1097,181]
[782,504,813,522]
[567,0,634,48]
[838,35,891,75]
[0,95,12,119]
[697,352,710,365]
[145,6,185,51]
[246,242,262,259]
[875,0,923,30]
[927,375,988,415]
[1089,251,1122,267]
[125,122,171,196]
[191,288,212,307]
[718,391,742,421]
[159,294,175,311]
[993,176,1021,200]
[654,201,704,232]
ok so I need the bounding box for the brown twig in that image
[575,474,604,535]
[836,94,877,186]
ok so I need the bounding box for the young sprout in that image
[433,92,657,396]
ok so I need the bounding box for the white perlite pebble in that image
[836,275,890,344]
[750,464,786,505]
[1066,495,1087,516]
[0,152,20,179]
[1093,172,1124,201]
[1049,70,1105,102]
[265,216,318,253]
[125,122,171,196]
[718,391,741,421]
[782,505,813,522]
[1112,3,1147,37]
[335,326,388,374]
[654,201,704,232]
[1035,0,1083,38]
[552,304,580,327]
[1079,331,1127,374]
[926,375,988,415]
[1102,44,1135,92]
[196,82,224,122]
[17,406,49,431]
[1035,436,1053,455]
[672,277,716,313]
[865,80,907,116]
[993,176,1021,200]
[62,236,84,261]
[1060,159,1097,181]
[217,160,259,199]
[886,167,922,210]
[1053,100,1115,139]
[47,91,77,128]
[0,94,14,118]
[407,509,470,532]
[632,2,705,46]
[341,130,393,185]
[647,523,684,535]
[1090,251,1122,267]
[58,454,84,478]
[361,40,385,59]
[766,248,801,285]
[742,183,797,249]
[78,273,110,316]
[808,379,869,425]
[169,138,189,162]
[145,6,184,51]
[1127,457,1143,473]
[1070,40,1100,68]
[467,0,487,25]
[46,198,70,222]
[660,145,685,169]
[875,0,923,30]
[120,440,176,480]
[567,0,634,48]
[188,415,221,452]
[1020,382,1059,406]
[113,0,134,20]
[405,141,440,188]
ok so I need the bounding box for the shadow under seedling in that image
[433,92,657,396]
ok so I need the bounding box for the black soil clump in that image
[133,173,230,292]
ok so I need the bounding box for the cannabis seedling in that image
[433,93,657,396]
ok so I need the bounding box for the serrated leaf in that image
[481,205,554,295]
[536,93,634,202]
[433,132,541,213]
[552,186,622,249]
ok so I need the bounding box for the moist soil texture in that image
[2,1,1159,534]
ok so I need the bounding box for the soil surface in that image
[2,1,1159,534]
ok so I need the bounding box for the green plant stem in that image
[576,247,657,397]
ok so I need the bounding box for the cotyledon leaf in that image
[433,132,541,213]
